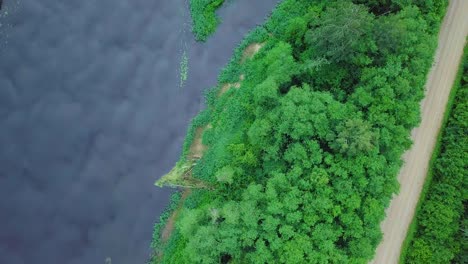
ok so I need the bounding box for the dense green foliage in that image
[401,46,468,264]
[152,0,448,263]
[190,0,225,41]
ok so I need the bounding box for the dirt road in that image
[370,1,468,263]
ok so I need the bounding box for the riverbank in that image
[152,0,448,263]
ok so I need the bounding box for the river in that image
[0,0,279,263]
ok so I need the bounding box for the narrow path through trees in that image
[370,1,468,263]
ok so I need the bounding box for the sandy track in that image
[370,1,468,263]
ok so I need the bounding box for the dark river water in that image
[0,0,278,263]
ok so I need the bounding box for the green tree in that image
[305,1,375,64]
[333,118,376,156]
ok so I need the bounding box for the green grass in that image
[399,43,468,264]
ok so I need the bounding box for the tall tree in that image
[333,118,376,156]
[305,1,375,64]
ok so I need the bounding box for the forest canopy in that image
[152,0,448,263]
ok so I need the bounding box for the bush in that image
[190,0,225,41]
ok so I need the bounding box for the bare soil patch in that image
[218,74,245,96]
[188,123,212,159]
[161,189,192,242]
[241,43,264,63]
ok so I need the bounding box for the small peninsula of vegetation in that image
[151,0,448,263]
[190,0,226,41]
[400,45,468,264]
